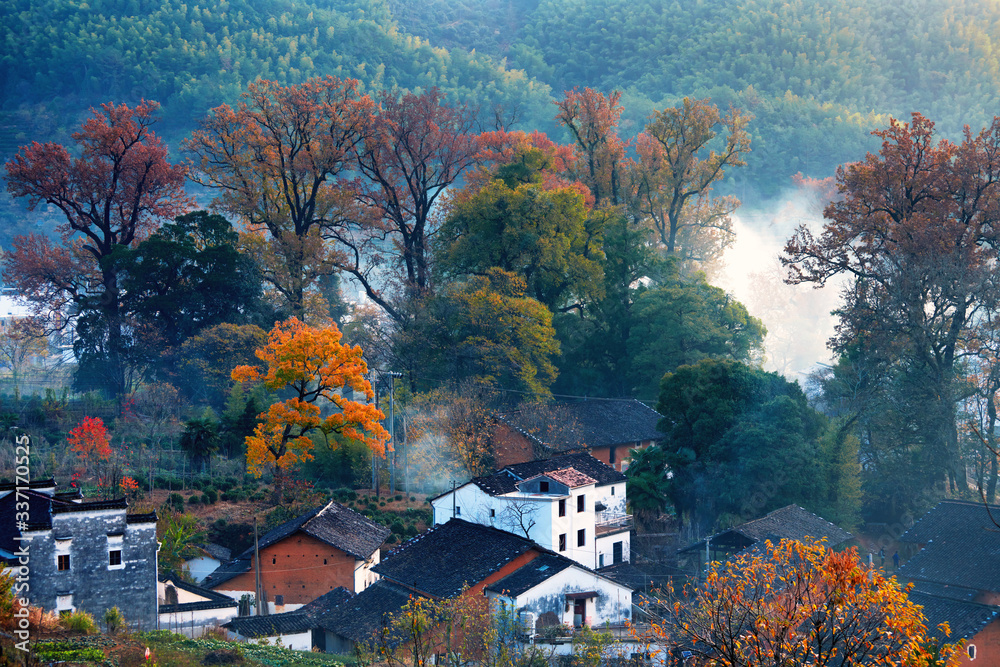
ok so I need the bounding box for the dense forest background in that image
[6,0,1000,212]
[4,0,1000,533]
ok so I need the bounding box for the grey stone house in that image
[0,480,159,630]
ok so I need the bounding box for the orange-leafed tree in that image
[644,538,962,667]
[232,317,389,503]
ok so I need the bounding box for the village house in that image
[0,479,159,630]
[897,500,1000,664]
[313,519,633,655]
[492,398,664,471]
[157,573,239,637]
[677,504,854,575]
[202,500,389,612]
[430,453,631,569]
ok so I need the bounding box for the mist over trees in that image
[3,0,1000,536]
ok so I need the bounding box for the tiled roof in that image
[900,499,1000,544]
[908,587,1000,643]
[469,453,625,497]
[299,586,354,622]
[201,557,251,588]
[51,498,127,513]
[206,502,388,590]
[374,519,539,598]
[540,468,597,489]
[199,542,232,561]
[680,505,853,553]
[897,500,1000,592]
[158,574,238,614]
[316,579,415,643]
[484,553,574,596]
[225,612,313,638]
[235,500,389,561]
[0,478,56,493]
[0,488,110,555]
[499,399,665,452]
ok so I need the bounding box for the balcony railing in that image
[595,513,633,534]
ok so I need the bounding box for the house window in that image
[559,534,567,551]
[968,645,977,660]
[577,495,585,512]
[275,595,284,606]
[57,554,70,571]
[611,486,615,496]
[599,554,605,568]
[490,509,496,518]
[108,550,122,567]
[613,541,624,564]
[609,446,616,465]
[272,557,277,564]
[107,535,124,569]
[540,481,549,493]
[559,499,566,517]
[577,529,585,547]
[455,506,461,516]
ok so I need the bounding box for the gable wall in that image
[213,532,361,604]
[960,619,1000,666]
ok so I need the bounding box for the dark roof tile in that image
[499,399,664,452]
[897,500,1000,592]
[316,579,415,644]
[908,587,1000,643]
[470,453,625,497]
[680,505,853,553]
[224,612,313,638]
[374,519,540,598]
[485,553,574,596]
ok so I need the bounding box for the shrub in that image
[410,496,416,502]
[379,501,386,507]
[405,525,419,537]
[385,534,397,544]
[104,606,125,634]
[166,493,185,513]
[189,494,202,505]
[204,488,218,504]
[390,520,405,535]
[61,610,97,634]
[394,494,402,502]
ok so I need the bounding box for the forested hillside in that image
[5,0,1000,199]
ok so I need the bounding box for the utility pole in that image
[387,371,402,493]
[254,518,262,616]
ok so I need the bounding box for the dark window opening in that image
[109,550,122,566]
[272,558,276,564]
[577,495,585,512]
[324,558,328,565]
[559,534,567,551]
[276,595,284,605]
[577,529,585,547]
[611,486,615,496]
[455,506,461,516]
[559,499,566,517]
[540,481,549,492]
[613,541,623,564]
[490,509,496,518]
[57,554,70,571]
[609,446,616,465]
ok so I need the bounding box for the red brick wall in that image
[215,532,362,604]
[588,442,650,471]
[958,619,1000,666]
[492,424,536,468]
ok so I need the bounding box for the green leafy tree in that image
[399,268,560,397]
[657,359,833,532]
[627,263,766,400]
[179,409,220,473]
[624,445,670,530]
[437,148,605,313]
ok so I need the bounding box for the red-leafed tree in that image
[555,88,629,207]
[4,101,190,396]
[784,113,1000,498]
[185,77,375,320]
[345,88,485,320]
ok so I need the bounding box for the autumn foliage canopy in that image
[232,318,389,493]
[648,539,961,667]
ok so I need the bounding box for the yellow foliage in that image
[233,317,389,491]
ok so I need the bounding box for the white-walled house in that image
[157,574,239,637]
[431,453,631,570]
[484,552,632,630]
